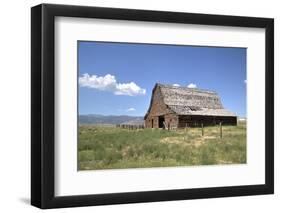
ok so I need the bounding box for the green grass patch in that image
[78,123,246,170]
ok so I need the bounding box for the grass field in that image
[78,123,246,170]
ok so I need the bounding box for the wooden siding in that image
[145,86,174,128]
[164,114,178,129]
[178,115,237,127]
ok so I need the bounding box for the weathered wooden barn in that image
[144,83,237,128]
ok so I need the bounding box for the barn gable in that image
[144,84,177,128]
[144,85,173,118]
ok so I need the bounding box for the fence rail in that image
[116,124,145,130]
[116,122,223,138]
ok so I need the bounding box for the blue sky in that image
[78,41,246,117]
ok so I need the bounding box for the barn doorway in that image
[158,116,165,128]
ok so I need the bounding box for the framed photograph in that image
[31,4,274,209]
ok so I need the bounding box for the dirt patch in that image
[202,136,216,140]
[217,160,234,164]
[160,135,214,147]
[160,137,186,145]
[160,135,219,148]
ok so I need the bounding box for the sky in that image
[78,41,246,117]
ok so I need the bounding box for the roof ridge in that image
[156,83,217,94]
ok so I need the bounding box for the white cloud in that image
[173,84,180,87]
[79,73,146,96]
[115,82,146,96]
[187,83,197,88]
[126,107,136,112]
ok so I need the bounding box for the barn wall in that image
[145,114,178,129]
[178,115,192,128]
[145,86,174,128]
[178,115,237,127]
[145,116,159,128]
[164,114,178,129]
[218,116,237,125]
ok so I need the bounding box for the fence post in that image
[219,122,222,139]
[201,123,204,136]
[185,123,189,141]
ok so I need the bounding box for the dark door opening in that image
[159,116,165,128]
[151,119,153,128]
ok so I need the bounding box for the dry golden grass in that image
[78,123,246,170]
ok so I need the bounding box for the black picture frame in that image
[31,3,274,209]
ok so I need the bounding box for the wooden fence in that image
[117,122,223,138]
[116,124,145,130]
[184,122,223,139]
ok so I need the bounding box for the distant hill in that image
[79,114,144,125]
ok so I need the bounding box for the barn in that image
[144,83,237,128]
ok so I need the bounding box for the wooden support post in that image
[201,123,204,136]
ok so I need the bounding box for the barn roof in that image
[146,83,236,117]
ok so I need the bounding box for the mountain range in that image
[79,114,144,125]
